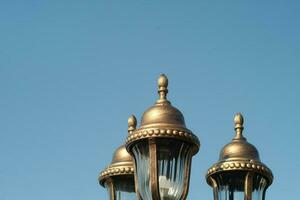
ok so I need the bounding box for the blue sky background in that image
[0,1,299,199]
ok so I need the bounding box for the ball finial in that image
[157,74,169,103]
[158,74,168,88]
[234,113,244,126]
[128,115,137,134]
[234,113,244,139]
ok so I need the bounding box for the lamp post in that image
[206,113,273,200]
[99,145,136,200]
[125,74,200,200]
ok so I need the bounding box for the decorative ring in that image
[206,160,273,186]
[126,128,200,154]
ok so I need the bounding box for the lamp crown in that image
[125,74,200,155]
[99,145,134,187]
[206,113,273,188]
[219,113,260,161]
[125,74,200,200]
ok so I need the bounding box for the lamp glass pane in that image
[252,174,268,200]
[157,139,192,200]
[114,176,136,200]
[132,140,152,200]
[215,171,268,200]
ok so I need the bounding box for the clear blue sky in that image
[0,1,299,199]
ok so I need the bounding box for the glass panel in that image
[132,140,152,200]
[157,139,192,200]
[114,176,136,200]
[132,139,192,200]
[252,174,268,200]
[214,171,268,200]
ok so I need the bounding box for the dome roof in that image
[219,113,260,162]
[219,138,260,162]
[140,103,186,129]
[125,74,200,155]
[139,74,186,129]
[111,145,133,166]
[217,113,261,162]
[99,145,134,186]
[206,113,273,187]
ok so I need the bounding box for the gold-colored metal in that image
[244,172,253,200]
[99,145,134,187]
[126,74,200,154]
[125,74,200,200]
[128,115,137,134]
[149,138,160,200]
[105,178,116,200]
[181,149,192,199]
[207,176,219,200]
[127,115,142,200]
[206,113,273,197]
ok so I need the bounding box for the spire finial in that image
[156,74,169,104]
[128,115,137,134]
[234,113,244,139]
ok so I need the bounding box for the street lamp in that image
[99,145,136,200]
[98,74,273,200]
[206,113,273,200]
[125,74,200,200]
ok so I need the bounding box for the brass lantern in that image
[125,74,200,200]
[206,113,273,200]
[99,145,135,200]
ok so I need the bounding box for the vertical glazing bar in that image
[133,164,141,200]
[107,178,116,200]
[149,138,160,200]
[244,172,253,200]
[181,150,192,200]
[208,177,219,200]
[229,190,233,200]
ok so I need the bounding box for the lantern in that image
[125,74,200,200]
[206,113,273,200]
[99,145,135,200]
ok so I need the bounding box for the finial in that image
[156,74,169,104]
[234,113,244,139]
[128,115,137,134]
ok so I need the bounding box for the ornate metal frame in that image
[125,74,200,200]
[98,75,273,200]
[206,113,273,200]
[99,145,135,200]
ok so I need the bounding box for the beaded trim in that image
[126,128,200,149]
[206,160,273,184]
[99,165,134,185]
